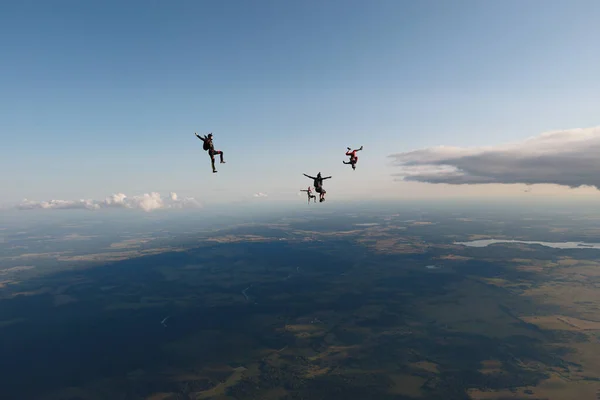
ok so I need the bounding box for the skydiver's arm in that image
[303,174,315,179]
[323,176,332,180]
[195,133,206,142]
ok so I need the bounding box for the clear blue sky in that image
[2,0,599,205]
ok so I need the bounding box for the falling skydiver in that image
[343,146,363,170]
[303,172,331,202]
[195,132,226,173]
[300,186,317,204]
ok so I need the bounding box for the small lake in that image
[455,239,600,250]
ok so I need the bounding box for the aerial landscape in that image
[3,202,600,399]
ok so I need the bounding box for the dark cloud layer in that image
[389,127,600,189]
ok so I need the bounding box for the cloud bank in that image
[17,192,201,212]
[253,192,268,198]
[389,126,600,189]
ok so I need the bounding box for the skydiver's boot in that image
[211,158,217,173]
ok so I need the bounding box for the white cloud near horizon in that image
[389,126,600,189]
[253,192,268,198]
[17,192,201,212]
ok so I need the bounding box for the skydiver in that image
[300,186,317,204]
[303,172,331,202]
[195,132,226,173]
[343,146,363,170]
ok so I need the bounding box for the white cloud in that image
[253,192,268,198]
[17,192,202,212]
[130,192,165,212]
[388,126,600,189]
[104,193,128,207]
[18,199,101,211]
[169,196,202,209]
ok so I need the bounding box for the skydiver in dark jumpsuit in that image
[303,172,331,202]
[195,132,226,173]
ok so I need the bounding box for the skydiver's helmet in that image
[207,133,213,138]
[317,172,322,178]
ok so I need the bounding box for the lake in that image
[455,239,600,250]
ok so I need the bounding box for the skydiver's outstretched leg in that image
[212,150,225,163]
[209,149,225,173]
[343,159,357,170]
[314,187,326,202]
[210,156,217,173]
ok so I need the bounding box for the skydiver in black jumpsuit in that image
[303,172,331,202]
[195,132,226,173]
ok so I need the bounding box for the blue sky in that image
[2,0,600,207]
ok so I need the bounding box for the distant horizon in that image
[4,194,600,222]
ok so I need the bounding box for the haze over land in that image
[3,202,600,399]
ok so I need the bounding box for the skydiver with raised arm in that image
[195,132,226,173]
[300,186,317,204]
[303,172,331,202]
[343,145,363,170]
